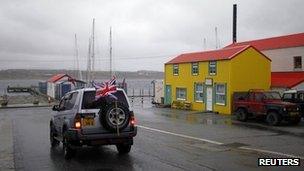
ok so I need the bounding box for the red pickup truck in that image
[233,90,301,125]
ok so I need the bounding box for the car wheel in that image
[236,108,248,122]
[266,112,281,126]
[100,102,130,132]
[62,131,75,159]
[116,144,131,154]
[290,117,301,125]
[50,123,59,147]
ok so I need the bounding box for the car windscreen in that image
[82,91,96,109]
[264,92,281,100]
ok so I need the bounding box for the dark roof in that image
[225,32,304,51]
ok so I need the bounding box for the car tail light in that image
[74,113,82,129]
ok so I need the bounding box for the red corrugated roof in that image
[166,45,270,64]
[271,72,304,88]
[225,32,304,51]
[47,74,68,83]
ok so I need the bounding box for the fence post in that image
[141,89,144,105]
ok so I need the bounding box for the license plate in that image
[289,112,299,116]
[83,118,94,126]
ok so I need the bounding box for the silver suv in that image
[50,88,137,159]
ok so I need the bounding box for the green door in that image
[165,85,172,105]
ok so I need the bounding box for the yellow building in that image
[164,45,271,114]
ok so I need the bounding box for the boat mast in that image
[74,34,82,81]
[91,18,95,81]
[86,37,91,84]
[109,27,112,78]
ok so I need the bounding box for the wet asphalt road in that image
[1,106,304,171]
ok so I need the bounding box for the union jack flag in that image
[92,76,117,100]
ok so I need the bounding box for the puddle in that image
[155,110,233,126]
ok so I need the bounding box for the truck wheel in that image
[236,108,248,122]
[100,102,130,132]
[266,112,281,126]
[290,117,301,125]
[50,123,59,147]
[62,131,76,159]
[116,144,131,154]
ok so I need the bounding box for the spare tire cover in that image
[100,102,130,132]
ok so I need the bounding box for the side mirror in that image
[52,105,59,111]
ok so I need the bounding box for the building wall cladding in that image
[165,47,270,114]
[263,46,304,72]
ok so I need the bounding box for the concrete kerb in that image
[0,104,52,109]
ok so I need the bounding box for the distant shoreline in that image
[0,69,164,80]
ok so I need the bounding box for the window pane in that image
[192,63,199,75]
[216,84,225,94]
[173,64,179,75]
[194,83,203,101]
[294,56,302,69]
[215,84,226,105]
[176,88,186,100]
[209,61,216,75]
[82,91,96,109]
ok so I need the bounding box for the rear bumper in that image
[66,127,137,146]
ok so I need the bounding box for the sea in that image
[0,79,161,97]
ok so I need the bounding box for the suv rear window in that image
[82,90,129,109]
[82,91,96,109]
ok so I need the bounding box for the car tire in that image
[236,108,248,122]
[100,102,130,132]
[266,112,281,126]
[62,130,76,159]
[116,144,131,154]
[50,123,60,147]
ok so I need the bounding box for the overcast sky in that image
[0,0,303,71]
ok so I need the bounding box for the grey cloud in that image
[0,0,303,71]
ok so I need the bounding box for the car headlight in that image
[283,107,287,111]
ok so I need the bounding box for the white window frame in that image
[215,84,226,105]
[176,88,187,101]
[209,61,216,75]
[173,64,179,76]
[192,62,199,75]
[194,83,203,102]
